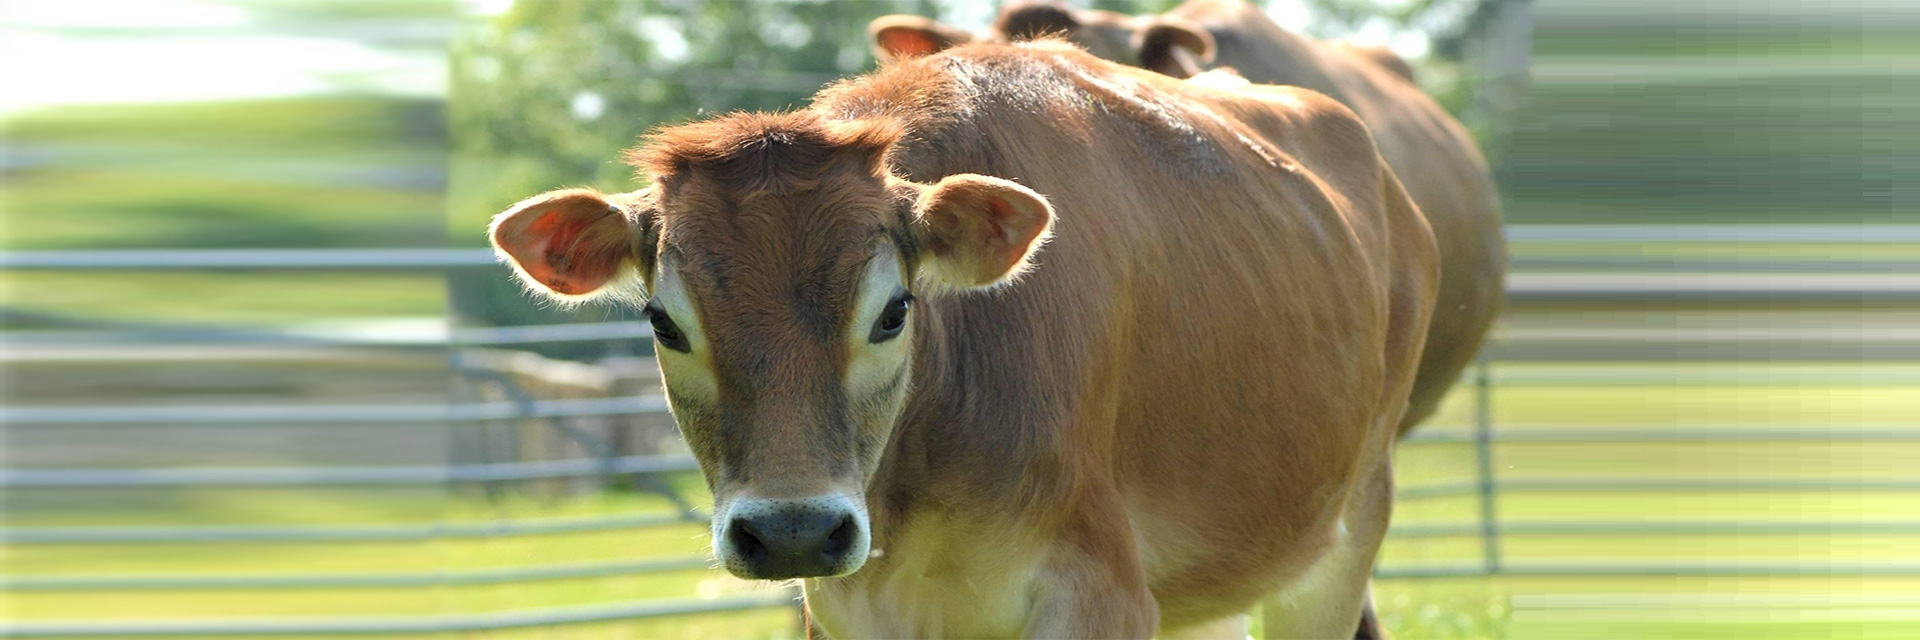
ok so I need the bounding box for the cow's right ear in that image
[1133,15,1214,78]
[488,188,655,303]
[906,175,1055,292]
[869,15,972,63]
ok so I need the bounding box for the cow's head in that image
[870,2,1214,78]
[488,113,1053,580]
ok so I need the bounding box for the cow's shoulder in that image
[1238,83,1371,139]
[1200,82,1382,178]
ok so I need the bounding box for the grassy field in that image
[4,362,1916,638]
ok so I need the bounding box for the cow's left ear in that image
[906,175,1055,292]
[1133,15,1214,78]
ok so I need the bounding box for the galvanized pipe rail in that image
[1,556,717,591]
[1401,426,1920,443]
[1376,563,1920,579]
[0,395,665,426]
[0,454,696,487]
[1388,520,1920,539]
[0,594,798,637]
[0,511,702,543]
[0,248,496,271]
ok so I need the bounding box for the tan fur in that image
[873,0,1505,436]
[1160,0,1502,435]
[492,43,1436,638]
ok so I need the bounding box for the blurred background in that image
[2,0,1915,637]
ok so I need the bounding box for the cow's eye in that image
[869,293,912,344]
[644,302,689,353]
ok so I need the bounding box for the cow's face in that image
[870,2,1214,78]
[487,114,1052,580]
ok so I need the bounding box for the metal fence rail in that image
[0,511,702,544]
[1,556,718,591]
[0,395,665,425]
[1393,477,1920,500]
[1403,426,1920,442]
[1505,272,1920,305]
[0,594,798,637]
[0,454,697,487]
[0,248,495,271]
[0,321,653,350]
[1376,563,1920,579]
[1389,521,1920,538]
[1502,225,1920,244]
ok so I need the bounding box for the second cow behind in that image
[873,0,1507,435]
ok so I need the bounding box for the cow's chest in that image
[805,510,1045,639]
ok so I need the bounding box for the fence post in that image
[1472,358,1503,574]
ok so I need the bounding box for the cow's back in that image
[1171,0,1506,431]
[815,43,1437,628]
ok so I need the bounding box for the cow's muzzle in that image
[715,494,869,579]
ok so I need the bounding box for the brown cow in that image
[872,0,1506,436]
[490,42,1436,638]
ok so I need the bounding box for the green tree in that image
[448,0,947,350]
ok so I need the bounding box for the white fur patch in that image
[846,243,912,396]
[650,260,717,403]
[806,511,1042,638]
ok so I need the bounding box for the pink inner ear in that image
[880,28,939,58]
[984,197,1015,241]
[979,195,1043,269]
[505,200,625,296]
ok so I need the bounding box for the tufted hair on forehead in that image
[629,111,904,192]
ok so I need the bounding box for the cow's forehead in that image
[659,214,891,352]
[663,194,885,283]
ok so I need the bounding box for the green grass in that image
[1,98,443,155]
[1,97,452,329]
[2,272,448,326]
[1,169,444,251]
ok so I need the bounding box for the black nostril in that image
[723,503,865,578]
[820,513,856,560]
[728,518,768,563]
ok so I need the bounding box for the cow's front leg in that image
[1022,490,1159,639]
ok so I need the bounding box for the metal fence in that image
[3,226,1915,636]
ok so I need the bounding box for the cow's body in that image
[1162,0,1504,432]
[803,44,1435,636]
[874,0,1506,435]
[491,41,1436,638]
